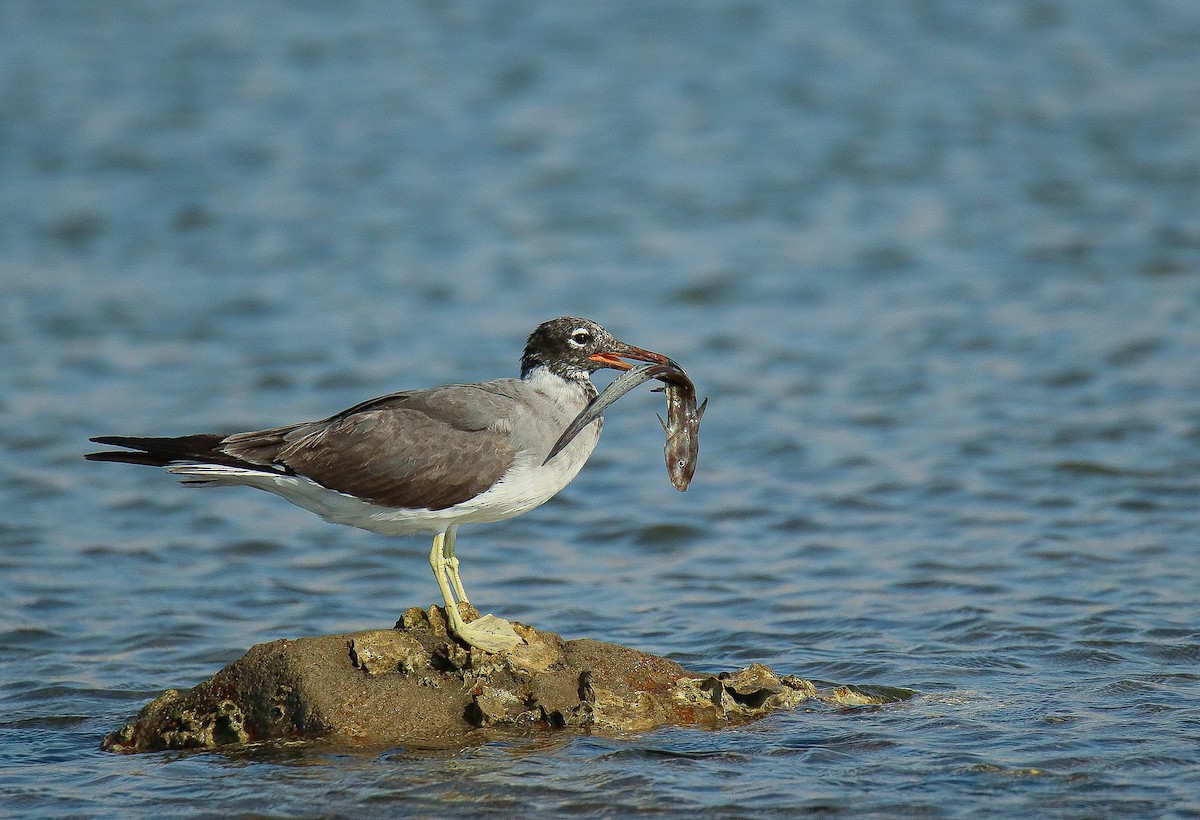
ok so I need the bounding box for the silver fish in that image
[655,377,707,491]
[544,362,682,464]
[544,359,707,492]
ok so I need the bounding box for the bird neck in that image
[521,364,598,407]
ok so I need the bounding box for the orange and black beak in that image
[588,342,672,372]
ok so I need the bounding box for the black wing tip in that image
[83,433,226,466]
[86,437,174,466]
[84,450,157,465]
[86,435,148,463]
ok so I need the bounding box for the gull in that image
[87,317,674,653]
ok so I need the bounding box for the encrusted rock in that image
[102,606,913,753]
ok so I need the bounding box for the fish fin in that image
[697,397,708,421]
[656,413,668,432]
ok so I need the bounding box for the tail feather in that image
[87,434,237,468]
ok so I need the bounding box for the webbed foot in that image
[453,612,522,653]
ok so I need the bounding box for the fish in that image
[544,362,683,464]
[543,360,707,492]
[654,377,707,491]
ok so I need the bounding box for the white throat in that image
[522,364,596,415]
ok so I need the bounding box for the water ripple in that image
[3,1,1200,817]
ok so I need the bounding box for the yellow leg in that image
[427,529,521,653]
[443,524,470,605]
[429,531,463,623]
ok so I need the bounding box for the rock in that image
[102,605,912,753]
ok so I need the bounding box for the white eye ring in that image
[569,328,593,347]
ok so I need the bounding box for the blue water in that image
[3,1,1200,816]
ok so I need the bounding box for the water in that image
[3,0,1200,815]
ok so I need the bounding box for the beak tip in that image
[589,344,671,370]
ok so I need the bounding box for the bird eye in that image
[569,328,593,347]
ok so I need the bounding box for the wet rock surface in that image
[103,605,911,754]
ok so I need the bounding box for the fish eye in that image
[569,328,593,348]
